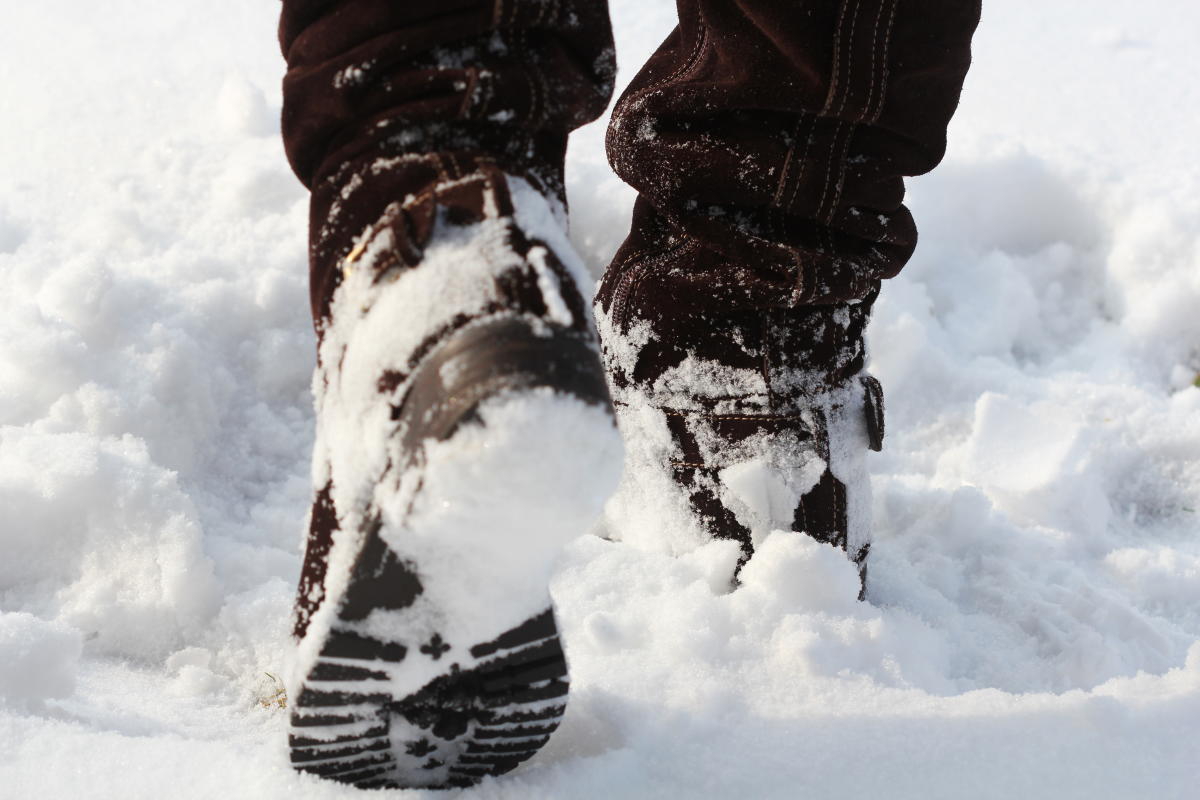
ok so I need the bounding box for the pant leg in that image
[278,0,616,327]
[597,0,982,397]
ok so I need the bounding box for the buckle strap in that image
[860,374,885,452]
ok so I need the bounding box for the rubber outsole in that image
[289,609,568,789]
[290,317,615,789]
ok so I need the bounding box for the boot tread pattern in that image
[289,610,568,788]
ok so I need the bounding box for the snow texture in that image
[2,0,1200,797]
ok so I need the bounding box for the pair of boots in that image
[279,0,978,788]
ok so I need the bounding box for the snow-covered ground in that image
[2,1,1199,797]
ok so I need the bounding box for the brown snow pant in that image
[278,0,980,335]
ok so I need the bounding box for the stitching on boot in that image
[602,241,664,332]
[824,0,853,114]
[612,238,694,329]
[662,410,809,422]
[796,490,810,535]
[761,311,774,411]
[789,255,809,307]
[626,238,698,326]
[869,0,900,123]
[832,0,866,119]
[823,124,857,225]
[618,6,709,120]
[607,246,659,326]
[771,117,805,209]
[832,472,846,549]
[785,113,818,214]
[814,120,846,221]
[861,0,890,123]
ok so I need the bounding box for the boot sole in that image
[289,317,615,789]
[289,608,569,788]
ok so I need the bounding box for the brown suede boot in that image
[593,0,979,589]
[278,0,621,787]
[287,159,621,789]
[595,260,884,592]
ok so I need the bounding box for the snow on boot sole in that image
[289,317,619,789]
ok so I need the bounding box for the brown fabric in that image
[278,0,980,330]
[599,0,982,316]
[278,0,616,325]
[596,0,981,404]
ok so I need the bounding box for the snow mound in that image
[1,0,1199,797]
[0,613,83,711]
[0,429,220,659]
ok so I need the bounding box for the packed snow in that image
[1,1,1198,797]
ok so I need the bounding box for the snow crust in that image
[2,0,1199,797]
